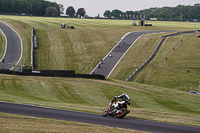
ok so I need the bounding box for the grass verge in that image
[0,113,147,133]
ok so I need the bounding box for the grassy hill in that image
[0,15,199,74]
[110,33,200,91]
[135,34,200,91]
[0,75,199,127]
[0,15,200,129]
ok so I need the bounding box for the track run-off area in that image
[0,21,199,132]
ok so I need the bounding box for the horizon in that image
[48,0,200,17]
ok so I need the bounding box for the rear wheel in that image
[102,108,108,117]
[117,107,127,118]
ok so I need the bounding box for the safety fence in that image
[31,28,37,70]
[0,69,105,80]
[126,30,200,81]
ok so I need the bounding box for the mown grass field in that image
[0,15,199,73]
[0,15,200,131]
[110,33,200,91]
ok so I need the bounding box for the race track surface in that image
[0,21,22,69]
[90,31,169,78]
[0,102,199,133]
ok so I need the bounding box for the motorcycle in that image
[102,98,131,118]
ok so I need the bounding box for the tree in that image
[111,9,122,19]
[0,0,61,16]
[103,10,111,18]
[32,1,43,16]
[51,2,61,16]
[0,0,6,12]
[66,6,75,17]
[77,8,86,18]
[45,7,59,17]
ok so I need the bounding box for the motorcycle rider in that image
[111,93,129,113]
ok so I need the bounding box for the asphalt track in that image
[0,21,22,69]
[90,31,170,78]
[0,101,200,133]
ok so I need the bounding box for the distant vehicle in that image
[196,34,200,38]
[189,91,200,95]
[132,22,137,26]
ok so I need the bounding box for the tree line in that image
[103,3,200,21]
[0,0,61,17]
[66,6,86,18]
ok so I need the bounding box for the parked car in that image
[196,34,200,38]
[189,91,200,95]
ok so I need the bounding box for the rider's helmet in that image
[122,93,129,100]
[122,93,127,96]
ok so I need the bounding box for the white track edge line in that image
[0,29,8,63]
[89,32,131,75]
[106,34,144,78]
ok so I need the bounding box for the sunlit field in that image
[0,15,199,74]
[110,33,200,91]
[0,15,200,130]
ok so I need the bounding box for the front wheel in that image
[117,107,127,118]
[102,108,108,117]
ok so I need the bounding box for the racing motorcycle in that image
[102,98,130,118]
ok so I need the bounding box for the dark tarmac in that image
[0,21,22,69]
[0,102,199,133]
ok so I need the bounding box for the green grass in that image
[0,29,6,60]
[0,74,199,127]
[1,16,134,72]
[120,34,200,91]
[0,113,146,133]
[0,15,199,73]
[0,15,200,130]
[110,31,200,91]
[167,34,200,75]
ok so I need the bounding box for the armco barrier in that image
[31,28,35,70]
[23,69,75,74]
[126,30,199,81]
[31,28,38,70]
[0,69,105,80]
